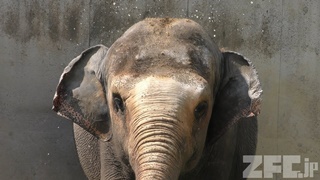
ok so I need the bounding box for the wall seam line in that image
[276,1,284,179]
[187,0,189,18]
[88,0,91,47]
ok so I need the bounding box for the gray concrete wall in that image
[0,0,319,179]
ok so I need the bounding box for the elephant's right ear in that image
[53,45,112,141]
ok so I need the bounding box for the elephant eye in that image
[194,101,208,120]
[113,93,125,113]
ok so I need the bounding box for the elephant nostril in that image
[113,93,125,113]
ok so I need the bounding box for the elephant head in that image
[53,18,262,180]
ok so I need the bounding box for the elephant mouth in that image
[184,148,199,171]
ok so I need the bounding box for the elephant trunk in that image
[129,100,184,180]
[126,78,190,179]
[129,109,185,180]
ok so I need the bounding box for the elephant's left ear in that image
[207,51,262,143]
[52,45,112,141]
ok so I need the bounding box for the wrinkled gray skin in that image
[53,18,262,180]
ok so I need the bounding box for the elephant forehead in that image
[133,76,206,95]
[135,44,191,66]
[109,73,211,105]
[115,43,214,82]
[106,18,220,81]
[108,43,213,81]
[126,76,209,110]
[110,72,208,93]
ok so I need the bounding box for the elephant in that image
[53,18,262,180]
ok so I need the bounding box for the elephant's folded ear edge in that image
[222,51,263,116]
[52,44,108,112]
[52,45,112,142]
[207,51,262,144]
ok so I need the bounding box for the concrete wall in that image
[0,0,319,179]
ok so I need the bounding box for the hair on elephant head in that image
[53,18,262,180]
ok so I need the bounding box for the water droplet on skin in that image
[57,126,59,129]
[113,2,116,5]
[128,14,130,17]
[213,34,216,37]
[250,1,253,4]
[47,153,50,156]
